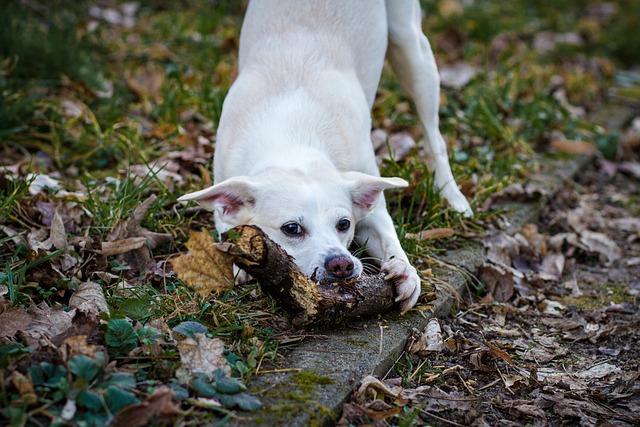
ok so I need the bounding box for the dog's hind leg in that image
[385,0,473,216]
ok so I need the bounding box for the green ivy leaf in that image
[105,385,139,414]
[106,372,137,389]
[596,132,619,160]
[119,297,153,321]
[68,354,101,383]
[192,373,218,398]
[217,392,262,411]
[105,319,138,357]
[190,372,259,410]
[169,380,189,400]
[0,343,33,369]
[77,389,104,412]
[30,362,67,387]
[212,369,246,394]
[172,321,208,340]
[136,326,162,346]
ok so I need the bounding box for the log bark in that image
[220,225,398,326]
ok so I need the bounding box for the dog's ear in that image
[178,177,255,217]
[343,172,408,218]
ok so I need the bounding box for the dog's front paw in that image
[382,258,421,314]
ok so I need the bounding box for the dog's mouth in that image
[308,265,361,283]
[310,267,319,282]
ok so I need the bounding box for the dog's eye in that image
[281,222,304,236]
[336,218,351,232]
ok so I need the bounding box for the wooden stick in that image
[219,225,398,326]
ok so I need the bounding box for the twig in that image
[420,409,466,427]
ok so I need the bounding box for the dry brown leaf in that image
[578,230,622,264]
[483,231,521,266]
[20,303,74,348]
[175,333,230,383]
[502,400,547,421]
[44,207,67,250]
[482,183,546,211]
[355,401,402,422]
[0,308,32,339]
[356,375,402,402]
[407,228,455,241]
[407,319,445,355]
[10,372,37,405]
[619,161,640,179]
[172,230,234,296]
[538,253,565,281]
[101,237,147,256]
[478,263,515,302]
[550,139,598,155]
[68,281,109,315]
[125,67,164,101]
[439,61,478,88]
[60,335,100,361]
[485,340,513,364]
[114,386,181,427]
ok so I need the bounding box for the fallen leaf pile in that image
[341,163,640,426]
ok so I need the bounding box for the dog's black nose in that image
[325,255,355,279]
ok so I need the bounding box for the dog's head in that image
[178,167,407,281]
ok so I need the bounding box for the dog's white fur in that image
[179,0,472,313]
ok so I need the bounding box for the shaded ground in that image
[340,161,640,426]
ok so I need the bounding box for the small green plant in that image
[1,351,140,426]
[104,318,163,358]
[190,370,261,411]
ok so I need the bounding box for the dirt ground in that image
[340,160,640,426]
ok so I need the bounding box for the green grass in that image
[0,0,629,424]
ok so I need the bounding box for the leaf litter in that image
[341,163,640,426]
[2,0,640,425]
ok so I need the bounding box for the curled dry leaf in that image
[356,375,403,402]
[26,173,60,196]
[100,237,148,256]
[484,340,513,365]
[172,230,234,296]
[406,228,455,241]
[45,208,68,250]
[407,318,445,355]
[68,281,109,315]
[578,230,622,264]
[550,138,598,155]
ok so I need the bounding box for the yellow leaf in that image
[172,231,234,296]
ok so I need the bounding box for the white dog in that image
[179,0,472,313]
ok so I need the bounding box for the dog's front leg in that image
[355,199,421,313]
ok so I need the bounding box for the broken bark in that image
[219,225,398,326]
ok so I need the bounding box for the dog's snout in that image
[325,255,355,279]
